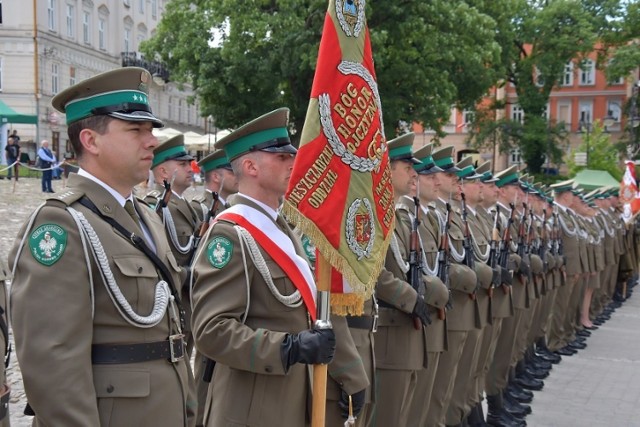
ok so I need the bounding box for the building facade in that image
[0,0,204,163]
[414,54,639,175]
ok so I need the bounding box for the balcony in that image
[121,52,170,85]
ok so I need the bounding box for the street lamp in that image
[579,119,592,167]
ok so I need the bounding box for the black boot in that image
[504,390,532,416]
[470,401,489,427]
[486,393,526,427]
[515,360,544,391]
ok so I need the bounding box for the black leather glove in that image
[339,388,366,420]
[281,328,336,371]
[412,296,431,326]
[491,267,501,286]
[501,266,513,286]
[519,255,531,277]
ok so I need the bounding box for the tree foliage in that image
[566,120,623,181]
[143,0,501,140]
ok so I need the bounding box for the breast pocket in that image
[262,260,298,313]
[112,255,159,313]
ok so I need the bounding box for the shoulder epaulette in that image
[45,189,85,207]
[146,190,161,199]
[191,194,206,204]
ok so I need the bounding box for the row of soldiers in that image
[140,116,639,427]
[4,66,638,427]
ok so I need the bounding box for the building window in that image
[606,60,625,86]
[82,11,91,44]
[139,0,144,14]
[561,62,573,87]
[187,104,191,124]
[66,4,75,38]
[509,148,522,165]
[51,63,59,95]
[168,97,173,120]
[607,100,622,123]
[578,100,593,125]
[69,66,76,86]
[151,0,157,19]
[98,18,106,50]
[124,28,131,52]
[178,99,183,123]
[510,104,524,124]
[535,67,544,87]
[579,59,595,86]
[0,0,3,24]
[48,0,56,31]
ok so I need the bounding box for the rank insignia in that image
[29,224,68,266]
[207,236,233,269]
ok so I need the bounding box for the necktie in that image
[124,200,141,229]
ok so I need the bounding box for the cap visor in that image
[109,111,164,128]
[418,165,444,175]
[260,144,298,155]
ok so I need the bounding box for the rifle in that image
[197,192,222,383]
[497,203,516,294]
[487,205,501,297]
[407,196,429,328]
[190,192,221,264]
[155,178,172,214]
[436,202,453,320]
[460,192,477,300]
[539,208,548,272]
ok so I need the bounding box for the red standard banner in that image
[283,0,394,314]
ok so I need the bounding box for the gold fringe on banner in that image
[282,199,394,315]
[330,292,365,316]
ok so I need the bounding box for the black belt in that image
[91,335,185,364]
[346,316,378,332]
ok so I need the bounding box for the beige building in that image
[0,0,205,164]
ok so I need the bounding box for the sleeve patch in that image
[207,236,233,269]
[28,223,68,266]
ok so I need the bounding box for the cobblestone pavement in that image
[2,177,640,426]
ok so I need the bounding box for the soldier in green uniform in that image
[370,133,430,427]
[547,179,583,356]
[485,165,528,426]
[425,146,479,427]
[9,67,196,426]
[190,108,369,427]
[190,149,239,222]
[402,140,450,427]
[444,156,495,427]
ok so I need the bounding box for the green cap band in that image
[496,173,518,188]
[389,144,413,161]
[200,156,230,173]
[456,165,475,178]
[434,156,454,169]
[224,127,289,160]
[480,172,493,181]
[414,155,435,171]
[65,90,150,124]
[152,145,187,168]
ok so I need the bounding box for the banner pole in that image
[311,254,331,427]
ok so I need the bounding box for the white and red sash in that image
[217,204,317,320]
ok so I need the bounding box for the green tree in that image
[566,120,623,181]
[142,0,502,140]
[468,0,637,173]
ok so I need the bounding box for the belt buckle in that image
[169,334,185,363]
[371,314,378,333]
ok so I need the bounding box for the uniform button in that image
[106,385,114,393]
[138,266,143,273]
[103,204,112,213]
[265,365,273,373]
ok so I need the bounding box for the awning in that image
[0,99,37,124]
[573,169,620,191]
